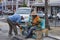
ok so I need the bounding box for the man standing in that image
[7,14,23,36]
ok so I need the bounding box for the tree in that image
[45,0,50,30]
[22,3,27,7]
[22,0,27,7]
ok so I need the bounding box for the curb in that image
[48,34,60,40]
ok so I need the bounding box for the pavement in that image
[0,15,60,40]
[0,21,60,40]
[48,27,60,40]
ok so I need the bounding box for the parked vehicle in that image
[48,14,53,19]
[15,7,32,22]
[37,11,45,18]
[52,12,60,20]
[56,12,60,20]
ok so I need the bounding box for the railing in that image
[6,1,23,5]
[28,1,35,5]
[6,1,13,5]
[18,1,23,5]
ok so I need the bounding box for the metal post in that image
[55,9,57,27]
[5,0,6,10]
[2,0,3,16]
[16,0,18,11]
[45,0,50,30]
[27,0,30,7]
[12,0,13,11]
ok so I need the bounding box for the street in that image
[0,0,60,40]
[0,15,60,27]
[0,15,58,40]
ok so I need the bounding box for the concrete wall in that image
[49,0,60,3]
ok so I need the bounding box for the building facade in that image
[0,0,2,14]
[2,0,24,11]
[27,0,60,15]
[1,0,60,15]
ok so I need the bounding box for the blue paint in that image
[40,19,45,29]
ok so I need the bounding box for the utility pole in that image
[2,0,3,15]
[45,0,50,30]
[5,0,6,10]
[12,0,13,11]
[24,0,25,4]
[22,0,27,7]
[16,0,18,11]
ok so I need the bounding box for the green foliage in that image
[22,3,27,7]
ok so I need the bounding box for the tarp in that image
[40,19,45,29]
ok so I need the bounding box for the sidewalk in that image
[48,27,60,40]
[0,22,60,40]
[0,22,35,40]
